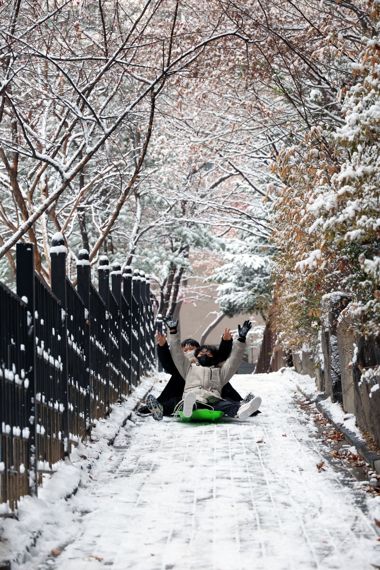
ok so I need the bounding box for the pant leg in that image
[221,382,242,402]
[159,396,181,416]
[157,373,185,416]
[212,398,240,418]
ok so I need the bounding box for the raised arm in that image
[219,340,245,385]
[217,328,233,362]
[156,333,178,375]
[165,318,191,380]
[219,321,252,385]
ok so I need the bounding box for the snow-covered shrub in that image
[308,18,380,337]
[272,3,379,348]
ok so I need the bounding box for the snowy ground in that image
[1,370,380,570]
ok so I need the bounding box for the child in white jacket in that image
[167,319,261,420]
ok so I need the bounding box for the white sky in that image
[1,371,380,569]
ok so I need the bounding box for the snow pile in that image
[0,376,155,568]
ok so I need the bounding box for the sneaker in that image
[182,392,197,418]
[136,404,152,417]
[236,396,262,421]
[146,395,164,421]
[242,393,261,415]
[242,393,255,404]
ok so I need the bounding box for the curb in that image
[296,384,380,475]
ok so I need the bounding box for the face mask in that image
[184,350,195,360]
[197,355,216,367]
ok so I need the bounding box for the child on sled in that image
[166,318,261,420]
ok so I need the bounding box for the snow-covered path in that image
[6,371,380,570]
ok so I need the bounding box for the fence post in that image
[98,256,110,407]
[132,270,141,383]
[77,249,91,308]
[139,270,147,373]
[50,233,69,454]
[155,313,164,372]
[141,272,154,370]
[16,243,37,496]
[139,271,147,373]
[111,263,122,399]
[76,249,91,429]
[111,263,122,304]
[98,255,110,307]
[122,266,133,387]
[123,267,132,302]
[146,277,155,368]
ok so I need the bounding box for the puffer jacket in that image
[168,331,245,404]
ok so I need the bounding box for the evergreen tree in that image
[213,235,274,320]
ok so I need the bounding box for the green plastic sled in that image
[178,409,224,423]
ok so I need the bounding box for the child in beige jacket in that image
[166,319,261,420]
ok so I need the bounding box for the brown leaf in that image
[347,452,363,464]
[329,430,345,441]
[316,461,326,472]
[374,518,380,528]
[314,415,329,426]
[51,548,62,557]
[329,450,342,459]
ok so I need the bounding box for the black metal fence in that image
[0,237,155,513]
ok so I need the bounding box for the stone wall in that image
[291,297,380,447]
[353,336,380,446]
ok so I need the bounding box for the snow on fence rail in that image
[0,237,155,514]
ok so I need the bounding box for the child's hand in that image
[222,328,232,341]
[155,332,167,346]
[238,320,252,340]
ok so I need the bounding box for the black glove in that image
[238,320,252,341]
[163,316,178,334]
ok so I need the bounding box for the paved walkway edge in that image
[296,383,380,475]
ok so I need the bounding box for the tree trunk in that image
[167,266,184,317]
[200,312,224,344]
[255,319,275,373]
[161,262,176,316]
